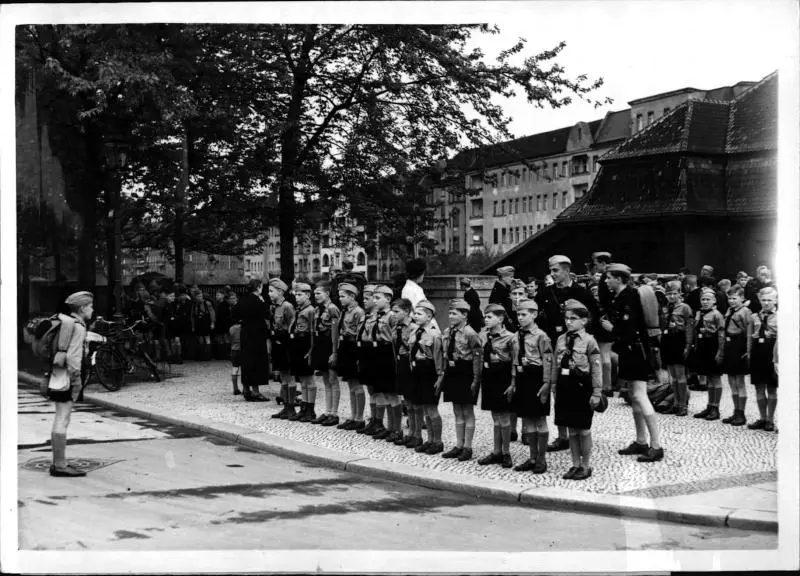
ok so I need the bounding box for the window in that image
[501,200,506,215]
[470,199,483,218]
[493,228,499,244]
[465,175,472,190]
[537,224,542,231]
[578,126,582,140]
[562,191,568,208]
[552,163,558,179]
[562,161,569,178]
[515,227,520,243]
[572,156,588,175]
[536,195,542,211]
[552,193,558,210]
[323,254,329,267]
[522,197,527,213]
[493,201,498,216]
[523,227,528,240]
[663,106,671,115]
[592,155,599,172]
[515,199,520,214]
[574,183,588,200]
[502,228,507,244]
[357,252,366,266]
[452,237,459,253]
[636,114,643,132]
[647,111,654,125]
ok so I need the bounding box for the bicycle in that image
[86,318,161,391]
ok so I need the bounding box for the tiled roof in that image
[726,156,777,214]
[726,71,777,153]
[602,103,691,160]
[592,109,631,147]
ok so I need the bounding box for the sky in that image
[462,0,792,138]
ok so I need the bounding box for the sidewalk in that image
[18,361,777,531]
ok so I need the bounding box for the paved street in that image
[17,387,776,551]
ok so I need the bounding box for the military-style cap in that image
[415,300,436,314]
[268,278,288,292]
[448,298,471,312]
[700,287,717,299]
[484,303,507,315]
[363,284,377,293]
[517,299,539,311]
[665,280,682,293]
[338,283,359,296]
[374,285,393,297]
[510,279,527,291]
[564,299,588,313]
[496,265,515,277]
[591,251,612,259]
[459,277,472,286]
[606,263,632,275]
[548,255,571,268]
[65,291,94,307]
[294,282,312,293]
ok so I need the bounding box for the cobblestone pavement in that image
[84,361,777,497]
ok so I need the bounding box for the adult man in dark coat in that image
[235,279,270,402]
[745,265,774,313]
[591,251,617,396]
[330,260,367,307]
[489,265,516,330]
[535,254,599,452]
[460,277,483,332]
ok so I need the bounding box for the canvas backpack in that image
[25,313,75,362]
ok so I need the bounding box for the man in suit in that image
[489,266,516,329]
[460,277,483,332]
[235,278,271,402]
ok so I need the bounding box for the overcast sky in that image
[464,0,791,138]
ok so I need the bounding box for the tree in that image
[241,25,608,282]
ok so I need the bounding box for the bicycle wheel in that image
[95,346,125,391]
[140,350,162,382]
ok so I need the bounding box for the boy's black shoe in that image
[618,441,649,456]
[300,408,317,423]
[233,389,242,396]
[441,446,463,459]
[358,419,377,435]
[704,407,720,421]
[514,459,535,472]
[731,411,747,426]
[406,437,423,449]
[395,435,411,446]
[415,441,432,453]
[385,431,401,443]
[501,454,513,468]
[693,406,712,419]
[675,406,688,416]
[271,407,287,419]
[763,422,776,432]
[337,419,353,429]
[322,415,340,427]
[288,404,305,421]
[637,447,665,463]
[532,459,547,474]
[722,412,737,424]
[312,413,329,424]
[572,467,593,480]
[50,464,86,477]
[478,452,502,466]
[510,430,518,442]
[425,442,444,455]
[748,419,767,430]
[367,423,386,437]
[562,466,580,480]
[546,438,570,452]
[457,448,473,462]
[351,421,366,432]
[373,428,391,440]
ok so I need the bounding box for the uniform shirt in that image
[442,324,482,361]
[516,326,554,385]
[361,309,394,344]
[695,308,725,338]
[229,324,241,351]
[608,285,650,350]
[481,327,518,364]
[315,301,340,334]
[536,281,598,341]
[408,323,441,360]
[56,313,87,375]
[339,304,365,338]
[271,299,295,335]
[751,309,777,340]
[292,302,315,335]
[393,319,415,356]
[724,305,752,336]
[555,329,602,394]
[665,302,694,333]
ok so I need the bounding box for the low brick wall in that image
[420,275,496,328]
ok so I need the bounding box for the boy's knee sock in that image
[307,382,317,404]
[454,413,465,448]
[536,430,549,463]
[568,433,581,467]
[331,382,341,413]
[579,431,593,468]
[386,405,395,432]
[738,391,747,412]
[231,374,239,390]
[393,404,403,432]
[348,388,357,419]
[558,425,568,441]
[355,389,366,421]
[52,432,67,468]
[414,406,425,437]
[431,411,443,443]
[500,423,511,454]
[528,431,539,462]
[493,424,502,454]
[511,414,517,433]
[756,391,768,419]
[376,404,386,426]
[766,389,777,422]
[406,406,416,436]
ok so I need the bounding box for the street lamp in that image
[104,139,129,318]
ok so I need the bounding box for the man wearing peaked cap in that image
[338,283,359,296]
[497,265,515,277]
[536,252,598,453]
[269,278,289,293]
[489,265,516,331]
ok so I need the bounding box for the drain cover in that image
[21,457,122,473]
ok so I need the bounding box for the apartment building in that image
[427,80,756,257]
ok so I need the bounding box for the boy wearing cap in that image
[477,303,518,469]
[507,278,529,442]
[360,286,398,440]
[438,298,483,461]
[268,278,297,419]
[288,283,317,422]
[335,283,367,431]
[660,281,694,416]
[690,288,725,421]
[47,291,96,476]
[721,285,752,426]
[591,251,618,397]
[358,284,381,432]
[390,298,419,446]
[554,299,602,480]
[311,281,342,426]
[602,263,664,463]
[408,300,446,455]
[507,299,554,474]
[748,287,778,431]
[536,254,598,453]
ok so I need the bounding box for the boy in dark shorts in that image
[268,278,297,419]
[311,281,342,426]
[748,287,778,431]
[229,319,242,395]
[660,281,693,416]
[336,283,367,431]
[409,300,445,454]
[691,288,726,421]
[721,285,752,426]
[289,283,317,422]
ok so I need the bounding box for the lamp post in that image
[104,139,129,317]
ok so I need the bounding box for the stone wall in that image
[420,275,496,329]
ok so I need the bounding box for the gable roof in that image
[726,71,778,153]
[592,109,631,147]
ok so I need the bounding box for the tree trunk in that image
[174,124,189,283]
